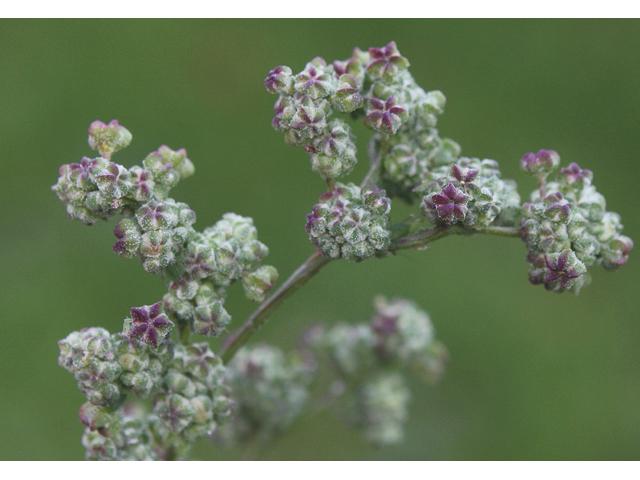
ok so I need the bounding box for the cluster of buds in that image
[151,343,232,454]
[520,152,633,293]
[265,42,461,192]
[112,198,196,274]
[211,344,315,448]
[58,305,175,407]
[163,213,278,337]
[53,122,197,274]
[81,406,158,461]
[418,158,521,227]
[58,304,182,459]
[305,183,392,261]
[311,297,447,445]
[362,45,461,203]
[360,372,411,445]
[266,58,360,180]
[58,327,124,406]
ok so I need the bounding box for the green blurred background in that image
[1,19,639,460]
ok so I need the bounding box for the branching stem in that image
[221,249,332,363]
[220,224,520,364]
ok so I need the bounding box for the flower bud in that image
[367,41,410,85]
[124,302,174,348]
[88,120,132,159]
[242,265,279,302]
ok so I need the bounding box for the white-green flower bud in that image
[88,120,132,159]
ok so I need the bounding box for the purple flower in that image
[264,65,292,94]
[542,250,587,291]
[559,162,593,187]
[424,183,469,223]
[126,302,173,347]
[333,74,362,113]
[94,162,131,199]
[367,41,410,84]
[542,192,572,223]
[520,149,560,176]
[450,163,479,188]
[364,96,408,135]
[295,58,335,99]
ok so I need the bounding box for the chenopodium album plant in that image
[53,42,633,460]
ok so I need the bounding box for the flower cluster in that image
[81,404,158,461]
[53,122,197,274]
[265,42,460,194]
[58,305,175,406]
[266,58,360,180]
[211,344,315,448]
[417,158,521,227]
[520,151,633,293]
[312,297,447,445]
[305,183,392,261]
[112,199,196,274]
[56,123,282,460]
[150,343,232,456]
[163,213,278,337]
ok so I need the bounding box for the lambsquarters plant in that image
[53,42,633,460]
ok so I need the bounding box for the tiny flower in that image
[332,74,363,113]
[333,48,368,78]
[542,192,572,223]
[559,162,593,187]
[311,119,353,157]
[520,149,560,177]
[541,249,588,292]
[290,102,328,140]
[128,166,154,202]
[125,302,174,347]
[136,200,178,231]
[294,58,336,99]
[264,65,293,94]
[361,184,391,216]
[367,41,410,84]
[424,183,469,223]
[449,163,479,188]
[602,236,634,271]
[364,96,408,135]
[88,120,132,159]
[94,162,132,199]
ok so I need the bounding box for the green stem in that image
[221,225,519,363]
[390,225,520,251]
[220,249,332,363]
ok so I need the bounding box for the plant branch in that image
[220,249,332,363]
[221,224,520,364]
[390,225,520,251]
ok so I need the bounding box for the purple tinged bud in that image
[424,183,469,223]
[125,302,174,347]
[294,59,336,99]
[602,235,634,270]
[540,249,588,292]
[450,163,479,186]
[264,65,293,94]
[333,74,363,113]
[520,149,561,177]
[559,162,593,187]
[364,96,408,135]
[88,120,132,159]
[367,41,410,84]
[361,185,391,216]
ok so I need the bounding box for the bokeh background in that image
[1,19,639,460]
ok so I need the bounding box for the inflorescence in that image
[53,41,632,461]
